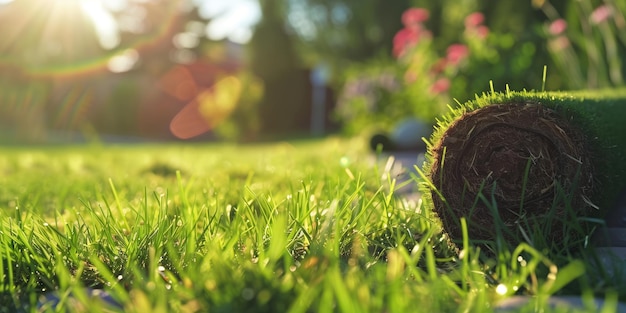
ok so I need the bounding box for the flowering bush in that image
[335,64,402,135]
[392,8,509,122]
[335,1,626,136]
[336,6,540,134]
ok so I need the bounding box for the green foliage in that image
[540,0,626,89]
[287,0,412,67]
[250,0,300,80]
[335,4,545,135]
[248,0,310,136]
[334,60,404,135]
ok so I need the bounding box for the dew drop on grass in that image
[117,275,123,281]
[340,156,351,167]
[410,244,420,256]
[495,284,508,295]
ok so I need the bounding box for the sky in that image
[197,0,261,44]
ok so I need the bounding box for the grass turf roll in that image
[420,89,626,249]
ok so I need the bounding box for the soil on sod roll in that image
[423,90,626,249]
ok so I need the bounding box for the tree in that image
[286,0,412,72]
[248,0,310,135]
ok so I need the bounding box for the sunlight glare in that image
[38,0,121,49]
[197,75,241,123]
[495,284,508,295]
[200,0,260,44]
[107,49,139,73]
[79,0,120,49]
[169,75,242,139]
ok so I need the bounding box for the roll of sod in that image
[420,89,626,248]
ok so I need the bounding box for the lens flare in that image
[198,76,241,121]
[0,0,189,140]
[0,0,185,79]
[170,75,242,139]
[158,66,198,102]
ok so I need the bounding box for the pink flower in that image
[548,19,567,35]
[431,78,451,94]
[475,25,489,39]
[549,36,570,51]
[590,5,612,25]
[402,8,429,27]
[464,12,485,28]
[393,27,430,58]
[446,44,469,65]
[393,28,416,57]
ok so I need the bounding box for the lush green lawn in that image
[0,137,620,312]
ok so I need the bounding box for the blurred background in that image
[0,0,624,143]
